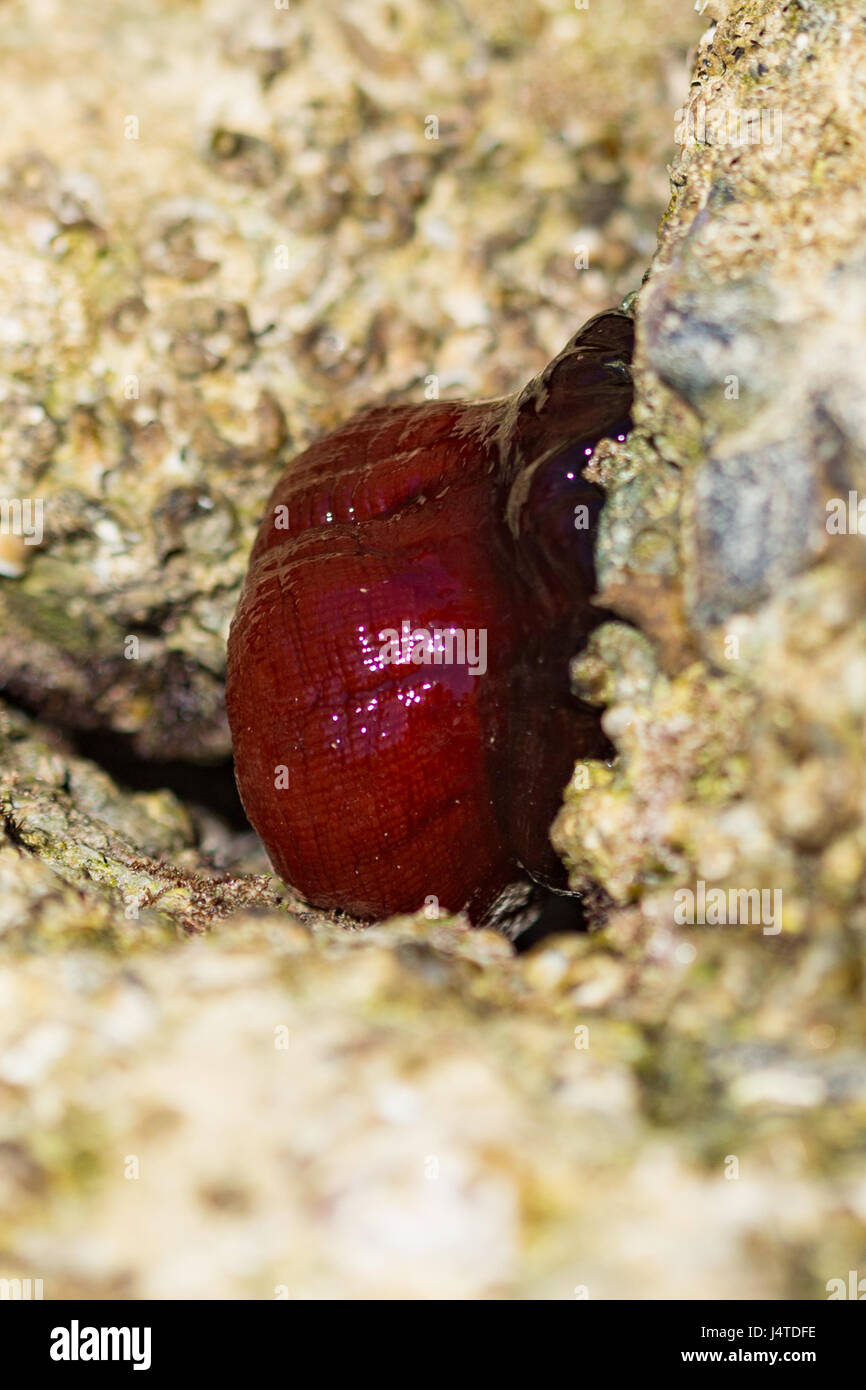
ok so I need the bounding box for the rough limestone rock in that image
[0,0,684,760]
[551,0,866,1293]
[555,0,866,934]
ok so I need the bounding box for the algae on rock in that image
[555,0,866,957]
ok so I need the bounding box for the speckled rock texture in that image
[550,0,866,1297]
[0,0,684,760]
[555,0,866,926]
[2,0,865,1300]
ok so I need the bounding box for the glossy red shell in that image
[226,310,633,922]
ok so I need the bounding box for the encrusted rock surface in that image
[550,0,866,1298]
[2,0,865,1300]
[0,0,686,760]
[555,0,866,933]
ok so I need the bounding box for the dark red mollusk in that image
[226,309,633,923]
